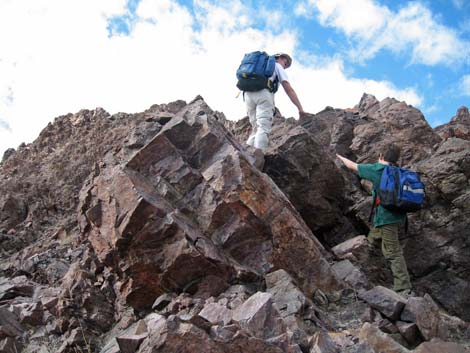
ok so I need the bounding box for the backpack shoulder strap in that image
[368,192,377,223]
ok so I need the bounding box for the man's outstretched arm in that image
[336,154,358,173]
[281,81,307,118]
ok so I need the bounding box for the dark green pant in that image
[368,224,411,291]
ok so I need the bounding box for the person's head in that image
[274,53,292,69]
[379,144,401,165]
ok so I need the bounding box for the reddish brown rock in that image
[79,98,343,310]
[57,260,115,333]
[2,94,470,352]
[435,106,470,141]
[350,94,441,165]
[264,116,358,246]
[295,94,469,320]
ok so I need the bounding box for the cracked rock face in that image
[1,93,470,353]
[79,97,343,311]
[226,94,470,321]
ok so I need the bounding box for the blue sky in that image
[1,0,469,155]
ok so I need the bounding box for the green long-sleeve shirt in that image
[358,163,406,227]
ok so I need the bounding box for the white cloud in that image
[310,0,389,39]
[389,3,467,66]
[280,58,421,116]
[460,75,470,96]
[0,0,127,150]
[0,119,11,132]
[306,0,470,66]
[294,2,311,18]
[0,0,421,155]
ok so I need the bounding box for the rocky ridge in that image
[0,94,469,352]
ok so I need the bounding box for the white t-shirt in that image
[270,62,289,84]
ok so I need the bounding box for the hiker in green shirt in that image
[336,144,412,296]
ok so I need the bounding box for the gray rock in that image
[266,269,308,317]
[310,330,339,353]
[331,236,368,259]
[378,318,399,334]
[401,294,469,341]
[358,322,410,353]
[209,324,238,343]
[152,293,175,311]
[0,306,24,338]
[198,302,232,326]
[342,341,377,353]
[0,276,34,301]
[413,340,470,353]
[0,337,23,353]
[332,260,369,291]
[232,292,285,340]
[395,321,420,346]
[17,302,44,326]
[359,286,406,321]
[116,333,147,353]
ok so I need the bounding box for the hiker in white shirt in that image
[245,53,307,152]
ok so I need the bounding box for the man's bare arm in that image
[281,81,306,117]
[336,154,358,173]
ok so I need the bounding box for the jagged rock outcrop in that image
[0,100,187,257]
[225,112,361,246]
[435,106,470,141]
[0,94,469,353]
[230,94,470,320]
[298,95,470,321]
[225,95,470,322]
[78,97,343,312]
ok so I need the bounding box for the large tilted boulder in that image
[224,113,360,246]
[79,97,343,311]
[264,116,358,245]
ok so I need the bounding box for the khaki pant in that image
[368,224,411,291]
[245,89,275,152]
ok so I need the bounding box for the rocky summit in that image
[0,94,469,353]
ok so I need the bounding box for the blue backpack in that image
[376,165,425,213]
[236,51,278,93]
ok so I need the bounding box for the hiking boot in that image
[245,146,265,170]
[252,148,265,170]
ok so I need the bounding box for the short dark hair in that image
[382,144,401,164]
